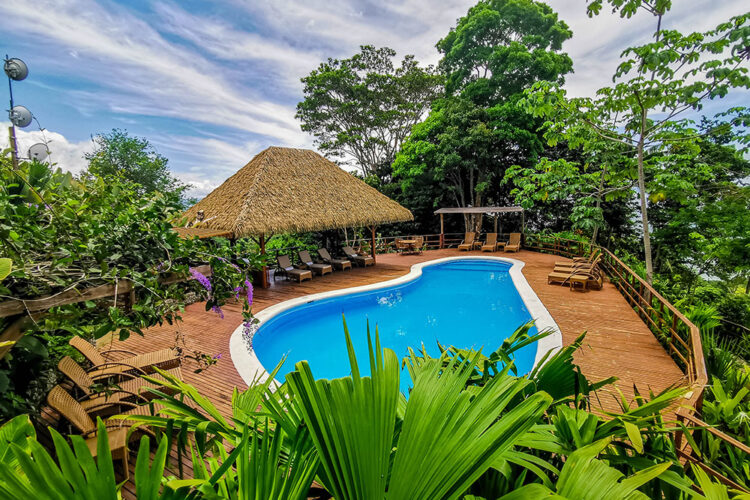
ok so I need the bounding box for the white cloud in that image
[1,122,92,174]
[0,0,306,144]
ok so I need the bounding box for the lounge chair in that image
[277,255,312,282]
[481,233,498,252]
[298,250,333,276]
[47,385,156,479]
[504,233,522,252]
[343,246,374,267]
[547,266,603,291]
[555,248,601,268]
[554,254,602,273]
[58,356,181,416]
[317,248,351,271]
[69,336,180,378]
[457,232,475,251]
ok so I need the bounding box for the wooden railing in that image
[523,233,750,492]
[0,264,213,359]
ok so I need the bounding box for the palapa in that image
[181,147,413,237]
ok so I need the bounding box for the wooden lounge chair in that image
[343,246,374,267]
[317,248,352,271]
[298,250,332,276]
[69,336,179,378]
[554,254,602,273]
[58,356,181,416]
[47,385,154,479]
[504,233,522,253]
[457,232,475,251]
[481,233,498,252]
[277,255,312,282]
[555,248,601,268]
[547,266,603,291]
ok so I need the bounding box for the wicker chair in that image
[457,232,475,251]
[504,233,522,252]
[276,255,313,282]
[47,386,146,479]
[481,233,498,252]
[298,250,333,276]
[317,248,352,271]
[58,356,181,416]
[69,336,179,378]
[342,246,374,267]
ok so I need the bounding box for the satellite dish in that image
[9,105,32,127]
[28,143,49,161]
[3,58,28,81]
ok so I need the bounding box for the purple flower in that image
[232,286,243,300]
[211,305,224,319]
[244,279,254,306]
[190,267,212,292]
[213,353,222,360]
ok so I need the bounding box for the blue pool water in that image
[252,259,538,392]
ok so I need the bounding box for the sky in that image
[1,0,747,198]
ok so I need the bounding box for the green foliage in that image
[83,129,189,200]
[393,0,572,233]
[438,0,573,103]
[296,45,442,180]
[0,154,257,420]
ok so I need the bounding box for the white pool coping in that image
[230,256,562,387]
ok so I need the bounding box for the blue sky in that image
[1,0,747,197]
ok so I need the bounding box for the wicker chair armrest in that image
[87,361,147,375]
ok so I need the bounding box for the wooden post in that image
[259,233,269,289]
[370,226,377,264]
[439,213,445,249]
[493,215,498,233]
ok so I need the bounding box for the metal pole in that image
[6,64,19,170]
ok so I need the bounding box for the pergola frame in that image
[434,206,524,248]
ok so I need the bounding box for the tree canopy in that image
[296,46,442,181]
[83,129,188,199]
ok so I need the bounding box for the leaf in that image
[0,259,11,281]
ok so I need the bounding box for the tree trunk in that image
[637,132,654,284]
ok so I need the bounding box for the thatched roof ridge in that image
[182,147,413,237]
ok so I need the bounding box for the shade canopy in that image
[172,227,233,240]
[182,146,413,237]
[434,206,523,214]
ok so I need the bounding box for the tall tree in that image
[438,0,573,104]
[394,0,573,231]
[83,129,187,198]
[296,46,442,181]
[519,2,749,282]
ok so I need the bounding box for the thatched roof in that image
[172,227,233,240]
[182,147,413,237]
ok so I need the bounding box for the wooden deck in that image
[94,249,687,497]
[108,249,685,418]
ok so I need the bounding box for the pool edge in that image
[230,256,563,387]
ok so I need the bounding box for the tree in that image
[394,97,542,232]
[438,0,573,104]
[393,0,573,232]
[520,3,750,282]
[296,46,442,180]
[83,129,187,198]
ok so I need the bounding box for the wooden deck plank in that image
[94,249,685,496]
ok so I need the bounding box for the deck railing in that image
[346,230,747,488]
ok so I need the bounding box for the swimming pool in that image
[230,256,561,393]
